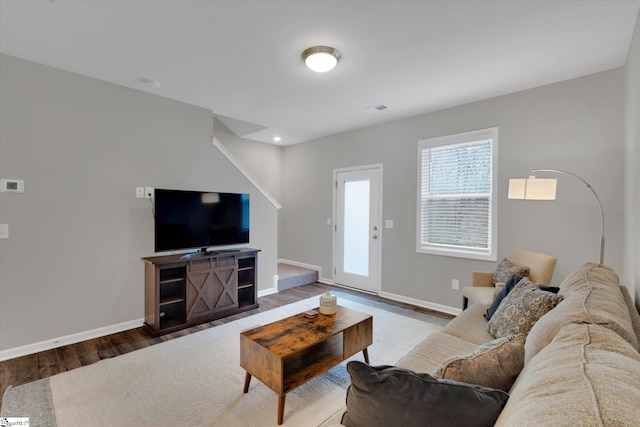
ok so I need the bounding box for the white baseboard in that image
[0,318,144,362]
[278,259,322,278]
[258,287,278,297]
[258,263,327,296]
[318,277,334,285]
[378,291,462,316]
[330,282,379,295]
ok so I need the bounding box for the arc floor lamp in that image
[508,169,605,265]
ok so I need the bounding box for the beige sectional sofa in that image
[324,263,640,426]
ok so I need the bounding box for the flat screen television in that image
[154,189,250,254]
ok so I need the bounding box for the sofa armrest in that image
[472,271,494,287]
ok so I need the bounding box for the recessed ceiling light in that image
[273,136,282,142]
[302,46,341,73]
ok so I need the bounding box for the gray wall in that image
[279,69,625,309]
[213,126,287,263]
[212,117,284,203]
[0,55,278,352]
[625,11,640,306]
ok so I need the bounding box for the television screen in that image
[154,189,250,252]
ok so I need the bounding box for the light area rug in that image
[3,296,442,427]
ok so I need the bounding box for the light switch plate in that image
[385,220,394,229]
[0,224,8,239]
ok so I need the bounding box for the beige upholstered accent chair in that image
[462,249,557,310]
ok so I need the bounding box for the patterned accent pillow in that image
[484,275,526,321]
[433,334,526,392]
[493,258,530,285]
[488,279,564,338]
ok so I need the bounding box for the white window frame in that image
[416,127,498,261]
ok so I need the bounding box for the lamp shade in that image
[508,176,557,200]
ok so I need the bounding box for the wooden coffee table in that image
[240,305,373,425]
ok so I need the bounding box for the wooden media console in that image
[142,248,260,336]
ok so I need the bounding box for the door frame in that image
[332,164,383,294]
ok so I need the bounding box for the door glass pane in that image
[343,180,370,276]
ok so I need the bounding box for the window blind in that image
[419,138,493,254]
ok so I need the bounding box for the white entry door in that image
[334,166,382,293]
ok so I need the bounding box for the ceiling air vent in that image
[364,104,389,113]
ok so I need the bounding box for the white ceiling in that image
[1,0,639,145]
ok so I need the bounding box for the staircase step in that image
[277,263,319,291]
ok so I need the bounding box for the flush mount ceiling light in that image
[302,46,341,72]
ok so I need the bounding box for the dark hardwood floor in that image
[0,283,452,408]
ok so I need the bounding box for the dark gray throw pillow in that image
[341,361,509,427]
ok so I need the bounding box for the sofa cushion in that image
[525,263,639,362]
[487,279,563,338]
[493,258,530,285]
[342,361,509,427]
[433,334,525,391]
[441,303,495,345]
[396,331,479,374]
[495,323,640,427]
